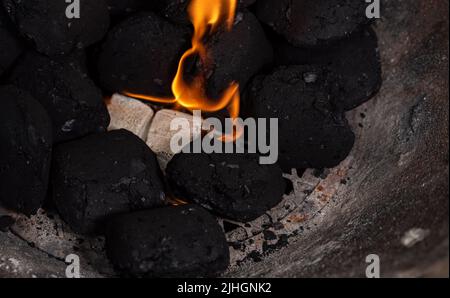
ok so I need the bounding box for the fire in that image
[125,0,241,140]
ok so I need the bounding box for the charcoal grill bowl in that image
[0,0,448,277]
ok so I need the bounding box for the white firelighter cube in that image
[107,93,154,141]
[147,109,202,171]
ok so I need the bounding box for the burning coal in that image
[125,0,241,140]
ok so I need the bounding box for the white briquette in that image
[107,93,154,140]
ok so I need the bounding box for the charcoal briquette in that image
[0,7,23,76]
[243,65,355,172]
[275,28,382,111]
[106,0,155,19]
[154,0,257,25]
[204,11,273,100]
[105,204,230,277]
[2,0,110,56]
[166,151,285,222]
[10,52,110,143]
[97,12,190,97]
[256,0,370,47]
[0,85,52,216]
[51,129,166,234]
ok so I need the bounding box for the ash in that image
[224,158,353,268]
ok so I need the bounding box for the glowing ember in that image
[125,0,241,140]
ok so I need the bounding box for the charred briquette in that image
[240,0,258,7]
[2,0,109,56]
[204,11,273,100]
[0,85,52,216]
[243,65,355,172]
[10,52,110,144]
[52,129,166,235]
[166,151,285,222]
[106,0,155,19]
[256,0,369,47]
[154,0,257,25]
[105,205,230,277]
[97,12,190,97]
[275,28,382,111]
[0,7,23,76]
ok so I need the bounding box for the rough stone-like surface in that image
[204,11,273,99]
[52,129,166,234]
[0,7,23,75]
[256,0,369,47]
[105,205,230,277]
[244,65,355,171]
[146,109,201,171]
[107,93,154,140]
[10,52,110,143]
[275,28,382,111]
[97,12,190,97]
[167,151,285,222]
[2,0,110,56]
[0,85,52,216]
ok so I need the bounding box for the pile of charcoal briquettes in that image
[0,0,381,277]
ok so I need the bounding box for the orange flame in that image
[125,0,241,140]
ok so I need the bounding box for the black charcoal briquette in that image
[10,52,110,143]
[52,129,166,234]
[97,12,190,97]
[256,0,369,47]
[0,7,23,75]
[2,0,110,56]
[166,151,285,222]
[0,85,52,216]
[105,204,230,277]
[274,28,382,111]
[243,65,355,172]
[106,0,155,19]
[154,0,257,25]
[204,11,273,99]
